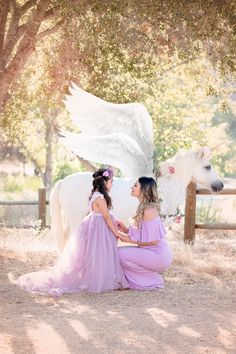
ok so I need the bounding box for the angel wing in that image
[65,83,154,162]
[61,132,153,178]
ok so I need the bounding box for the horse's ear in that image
[196,147,211,160]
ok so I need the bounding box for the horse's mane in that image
[158,150,195,218]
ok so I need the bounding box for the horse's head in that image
[192,147,224,192]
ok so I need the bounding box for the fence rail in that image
[184,182,236,243]
[0,188,48,228]
[1,185,236,241]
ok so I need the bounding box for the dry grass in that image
[169,224,236,286]
[1,225,236,288]
[0,226,236,354]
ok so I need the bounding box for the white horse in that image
[50,147,224,253]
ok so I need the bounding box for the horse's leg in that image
[50,179,66,254]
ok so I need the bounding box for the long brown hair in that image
[89,168,113,209]
[132,176,160,227]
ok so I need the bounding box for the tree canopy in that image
[0,0,235,180]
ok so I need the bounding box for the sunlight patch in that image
[177,325,201,338]
[146,308,177,328]
[0,333,14,354]
[217,326,236,349]
[69,319,90,340]
[27,321,69,353]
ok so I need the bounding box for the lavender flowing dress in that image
[16,192,129,296]
[118,216,173,290]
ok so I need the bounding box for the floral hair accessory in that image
[102,168,113,178]
[175,215,182,224]
[169,166,175,174]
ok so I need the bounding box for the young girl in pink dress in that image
[15,168,129,296]
[117,176,173,290]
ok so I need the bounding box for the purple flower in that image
[102,168,113,178]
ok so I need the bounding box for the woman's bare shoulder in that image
[143,207,159,221]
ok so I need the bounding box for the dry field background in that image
[0,225,235,354]
[0,175,235,353]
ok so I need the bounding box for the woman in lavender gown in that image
[15,168,128,296]
[117,177,173,290]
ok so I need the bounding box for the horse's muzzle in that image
[211,180,224,192]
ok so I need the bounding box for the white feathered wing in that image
[63,84,154,178]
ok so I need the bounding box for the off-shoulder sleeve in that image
[128,225,141,241]
[140,216,166,242]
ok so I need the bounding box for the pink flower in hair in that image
[169,166,175,174]
[103,171,109,177]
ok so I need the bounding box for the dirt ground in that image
[0,227,236,354]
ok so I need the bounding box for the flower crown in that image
[102,168,113,178]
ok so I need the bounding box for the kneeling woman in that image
[117,177,173,290]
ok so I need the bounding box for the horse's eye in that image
[204,164,211,170]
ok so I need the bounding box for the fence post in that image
[38,188,46,228]
[184,182,196,243]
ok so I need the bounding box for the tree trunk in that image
[77,157,97,172]
[0,1,10,60]
[43,113,54,190]
[0,0,52,111]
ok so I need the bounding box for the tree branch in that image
[0,0,10,59]
[0,0,53,110]
[77,157,97,172]
[17,23,28,37]
[3,23,30,66]
[4,0,51,72]
[36,20,64,41]
[20,0,38,16]
[44,6,60,19]
[17,140,44,177]
[9,0,17,11]
[156,56,200,80]
[3,2,60,65]
[2,4,21,68]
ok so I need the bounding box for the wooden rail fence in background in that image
[184,182,236,243]
[0,188,48,229]
[1,186,236,241]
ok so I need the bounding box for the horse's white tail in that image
[50,180,66,254]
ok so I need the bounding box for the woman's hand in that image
[119,235,131,243]
[117,232,133,243]
[116,220,128,233]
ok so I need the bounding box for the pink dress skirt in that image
[16,192,129,296]
[118,216,173,290]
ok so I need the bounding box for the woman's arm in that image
[119,207,160,246]
[95,198,119,237]
[119,233,159,246]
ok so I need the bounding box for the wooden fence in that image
[184,182,236,243]
[1,185,236,241]
[0,188,48,228]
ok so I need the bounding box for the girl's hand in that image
[116,220,128,233]
[114,231,120,240]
